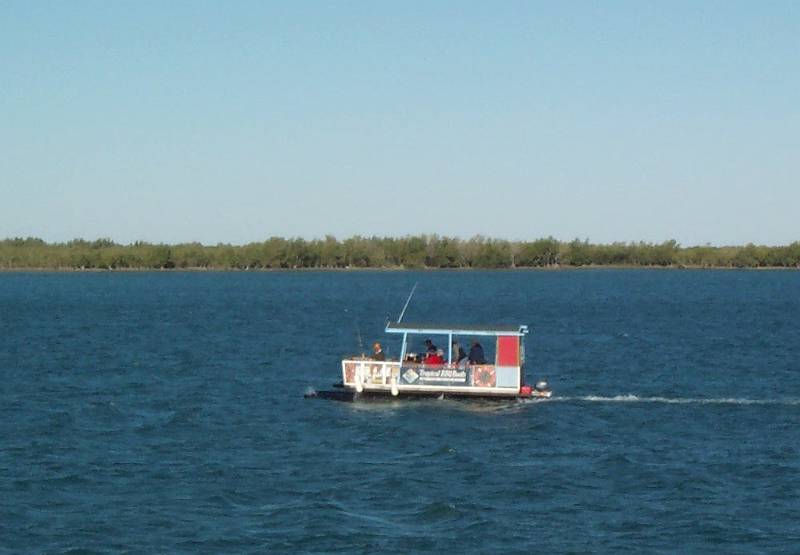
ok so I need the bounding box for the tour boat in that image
[308,321,552,401]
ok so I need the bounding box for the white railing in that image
[342,359,401,388]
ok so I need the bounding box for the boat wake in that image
[550,394,800,406]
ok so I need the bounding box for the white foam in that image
[550,395,800,405]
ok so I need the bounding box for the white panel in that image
[494,366,520,388]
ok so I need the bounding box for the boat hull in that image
[305,387,552,402]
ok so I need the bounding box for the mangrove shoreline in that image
[2,236,799,271]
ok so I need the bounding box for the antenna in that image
[397,282,418,323]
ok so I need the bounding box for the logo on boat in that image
[472,366,496,387]
[402,368,419,384]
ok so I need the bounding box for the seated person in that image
[423,338,438,355]
[468,340,487,365]
[452,341,467,366]
[424,349,445,365]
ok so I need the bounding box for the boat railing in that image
[400,361,470,370]
[342,358,401,386]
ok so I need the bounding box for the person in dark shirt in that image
[371,342,386,361]
[424,338,437,354]
[468,340,486,364]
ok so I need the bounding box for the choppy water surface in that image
[1,270,799,553]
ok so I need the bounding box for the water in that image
[1,270,799,553]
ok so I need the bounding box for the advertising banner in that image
[401,366,468,386]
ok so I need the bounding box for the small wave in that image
[415,501,460,521]
[551,395,800,405]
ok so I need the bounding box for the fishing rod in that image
[355,320,365,357]
[345,308,366,356]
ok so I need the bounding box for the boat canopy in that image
[385,322,529,337]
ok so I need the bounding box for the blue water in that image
[1,270,799,553]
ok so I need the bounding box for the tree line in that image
[1,236,799,270]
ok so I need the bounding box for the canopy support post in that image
[447,332,453,364]
[399,332,408,365]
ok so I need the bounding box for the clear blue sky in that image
[1,1,798,246]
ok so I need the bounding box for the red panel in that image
[496,336,519,366]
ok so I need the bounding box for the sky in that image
[1,1,798,246]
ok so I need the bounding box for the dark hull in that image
[305,389,550,402]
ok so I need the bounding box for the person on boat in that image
[371,342,385,361]
[424,349,445,365]
[424,338,438,354]
[468,340,487,365]
[452,341,468,366]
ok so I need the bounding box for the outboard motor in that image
[535,379,549,392]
